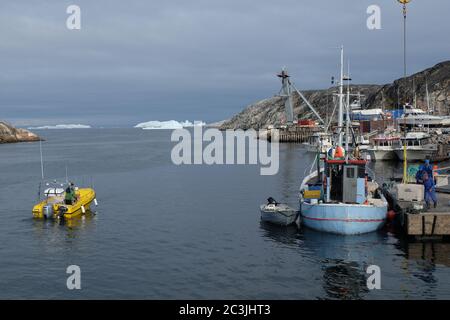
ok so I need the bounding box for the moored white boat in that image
[393,132,437,161]
[398,104,450,128]
[365,135,401,161]
[301,132,333,153]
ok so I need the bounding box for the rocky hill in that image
[220,61,450,130]
[365,61,450,115]
[0,121,41,144]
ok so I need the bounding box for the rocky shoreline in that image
[220,61,450,130]
[0,121,41,144]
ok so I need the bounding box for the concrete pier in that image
[401,191,450,239]
[265,127,322,143]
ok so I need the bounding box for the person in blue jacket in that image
[422,171,437,209]
[416,159,434,184]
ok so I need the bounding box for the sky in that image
[0,0,449,127]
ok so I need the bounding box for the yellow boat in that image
[32,186,96,220]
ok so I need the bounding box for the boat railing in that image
[436,166,450,173]
[304,153,318,179]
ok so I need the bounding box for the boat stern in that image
[32,200,47,219]
[57,188,96,219]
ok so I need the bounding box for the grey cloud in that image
[0,0,448,126]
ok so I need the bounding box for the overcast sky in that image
[1,0,449,127]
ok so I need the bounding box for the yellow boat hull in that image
[32,188,96,220]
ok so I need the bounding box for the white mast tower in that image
[338,45,344,146]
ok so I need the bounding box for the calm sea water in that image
[0,129,449,299]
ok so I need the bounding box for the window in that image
[347,167,355,179]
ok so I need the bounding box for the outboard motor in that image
[267,197,278,205]
[58,206,68,220]
[43,205,54,219]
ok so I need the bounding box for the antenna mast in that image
[345,60,352,154]
[277,68,294,124]
[338,45,344,146]
[39,139,44,180]
[277,68,325,126]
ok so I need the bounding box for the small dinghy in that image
[260,197,298,226]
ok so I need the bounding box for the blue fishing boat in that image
[299,46,388,235]
[299,159,388,235]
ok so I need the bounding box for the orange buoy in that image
[433,165,439,176]
[334,146,345,159]
[387,210,396,222]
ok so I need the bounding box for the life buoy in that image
[334,146,345,159]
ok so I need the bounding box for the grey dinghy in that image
[260,198,298,226]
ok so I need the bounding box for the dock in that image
[400,190,450,239]
[265,126,322,143]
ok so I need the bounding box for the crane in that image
[277,68,325,126]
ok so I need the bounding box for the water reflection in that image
[259,221,299,247]
[260,224,386,299]
[31,213,97,245]
[302,230,385,299]
[404,242,450,268]
[321,259,369,300]
[397,238,450,292]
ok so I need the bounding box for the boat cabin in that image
[307,132,332,145]
[402,104,427,117]
[373,136,400,148]
[324,160,367,204]
[400,132,431,147]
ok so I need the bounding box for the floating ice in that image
[134,120,206,130]
[28,124,92,129]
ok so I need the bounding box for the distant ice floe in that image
[28,124,92,130]
[134,120,206,130]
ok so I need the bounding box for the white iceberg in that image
[28,124,92,130]
[134,120,206,130]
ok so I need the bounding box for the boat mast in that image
[345,60,351,155]
[426,79,431,113]
[39,139,44,180]
[338,45,344,146]
[426,79,431,133]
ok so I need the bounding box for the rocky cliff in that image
[0,121,41,144]
[365,61,450,115]
[220,61,450,130]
